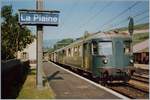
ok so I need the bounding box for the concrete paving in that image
[43,61,121,99]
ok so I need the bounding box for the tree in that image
[54,38,74,50]
[1,5,35,60]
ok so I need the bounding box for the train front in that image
[91,37,135,82]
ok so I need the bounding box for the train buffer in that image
[43,61,129,99]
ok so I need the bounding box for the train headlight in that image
[130,59,134,64]
[103,59,108,64]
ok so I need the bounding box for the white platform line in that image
[48,61,130,99]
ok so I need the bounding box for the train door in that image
[83,42,91,71]
[113,38,123,67]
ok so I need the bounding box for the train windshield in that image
[98,42,112,55]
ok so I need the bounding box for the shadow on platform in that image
[48,71,63,81]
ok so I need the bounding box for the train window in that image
[92,42,98,55]
[71,48,74,56]
[68,48,71,56]
[124,42,130,54]
[98,42,112,55]
[78,45,81,56]
[62,50,66,56]
[74,47,77,52]
[73,46,78,56]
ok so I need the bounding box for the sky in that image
[1,0,149,41]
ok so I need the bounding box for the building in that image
[133,39,149,64]
[17,39,36,64]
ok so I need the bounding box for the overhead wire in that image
[64,0,99,34]
[79,2,113,29]
[133,9,149,18]
[59,0,80,29]
[107,9,149,31]
[71,1,113,34]
[100,1,141,31]
[135,15,149,23]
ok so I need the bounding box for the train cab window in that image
[98,42,112,55]
[124,42,130,54]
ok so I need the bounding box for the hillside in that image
[115,23,149,45]
[116,23,149,31]
[133,32,149,45]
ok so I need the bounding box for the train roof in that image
[52,31,131,53]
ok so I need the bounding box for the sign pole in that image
[18,0,59,89]
[36,0,43,88]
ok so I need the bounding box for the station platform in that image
[43,61,128,99]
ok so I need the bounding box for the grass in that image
[133,32,149,45]
[116,23,149,31]
[17,68,55,99]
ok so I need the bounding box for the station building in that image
[17,39,36,64]
[133,39,149,64]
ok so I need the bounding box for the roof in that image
[53,31,130,53]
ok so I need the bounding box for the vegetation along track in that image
[54,62,149,99]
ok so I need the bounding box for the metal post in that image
[36,0,43,88]
[128,16,134,53]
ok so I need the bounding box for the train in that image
[49,31,135,83]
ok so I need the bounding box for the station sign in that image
[19,9,59,26]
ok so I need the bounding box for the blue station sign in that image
[19,9,60,26]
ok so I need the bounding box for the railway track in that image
[106,82,149,99]
[54,62,149,99]
[135,68,149,76]
[131,74,149,84]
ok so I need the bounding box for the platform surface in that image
[43,61,122,99]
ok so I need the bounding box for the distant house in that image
[17,39,36,64]
[133,39,149,64]
[43,50,49,61]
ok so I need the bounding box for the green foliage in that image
[1,5,35,60]
[133,32,149,45]
[116,23,149,31]
[47,48,54,52]
[54,38,74,50]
